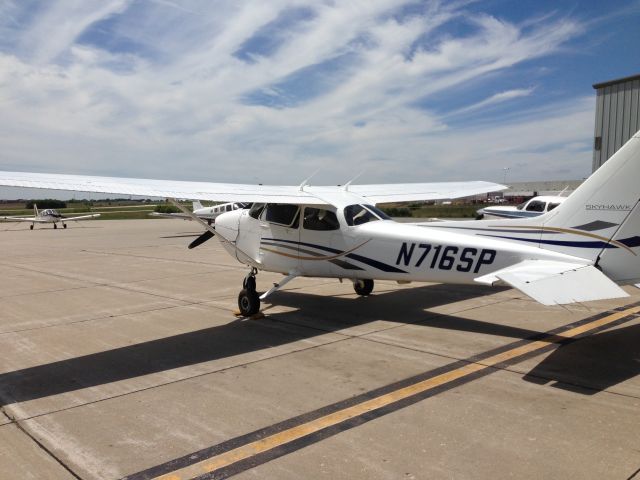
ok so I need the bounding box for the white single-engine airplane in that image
[150,201,246,224]
[476,195,567,220]
[0,204,100,229]
[0,131,639,316]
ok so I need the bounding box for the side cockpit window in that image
[547,202,560,211]
[344,204,389,226]
[303,207,339,231]
[249,203,265,219]
[526,200,545,212]
[264,204,300,228]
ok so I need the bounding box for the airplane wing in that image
[63,214,101,221]
[0,171,505,206]
[475,259,629,305]
[344,181,506,204]
[0,216,47,222]
[148,212,218,220]
[148,212,194,220]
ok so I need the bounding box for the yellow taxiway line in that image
[153,305,640,480]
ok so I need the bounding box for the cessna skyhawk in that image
[0,204,100,229]
[0,131,638,316]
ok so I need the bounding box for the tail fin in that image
[192,201,203,211]
[34,203,39,217]
[531,130,640,281]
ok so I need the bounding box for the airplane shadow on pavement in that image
[522,321,640,395]
[0,284,637,406]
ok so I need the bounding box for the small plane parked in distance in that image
[476,195,567,220]
[0,130,638,315]
[150,201,246,224]
[0,204,100,229]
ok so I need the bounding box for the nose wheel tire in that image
[53,224,57,229]
[353,279,374,296]
[63,224,67,229]
[238,288,260,316]
[30,225,34,230]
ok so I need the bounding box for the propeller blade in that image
[188,230,214,249]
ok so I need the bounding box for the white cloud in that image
[0,0,596,194]
[448,88,535,116]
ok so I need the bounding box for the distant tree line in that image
[155,204,180,213]
[25,199,66,209]
[381,207,413,217]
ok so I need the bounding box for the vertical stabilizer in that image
[34,204,39,217]
[532,130,640,266]
[192,201,203,211]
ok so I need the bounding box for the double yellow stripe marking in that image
[155,305,640,480]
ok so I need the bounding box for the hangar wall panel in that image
[593,75,640,171]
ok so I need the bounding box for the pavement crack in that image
[626,466,640,480]
[10,414,83,480]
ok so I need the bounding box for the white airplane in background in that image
[0,130,638,316]
[476,195,567,220]
[150,201,246,224]
[0,204,100,229]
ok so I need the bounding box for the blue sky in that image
[0,0,639,198]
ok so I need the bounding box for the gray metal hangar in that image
[592,73,640,171]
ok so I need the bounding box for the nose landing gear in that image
[238,268,260,317]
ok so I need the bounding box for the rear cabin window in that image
[525,200,545,212]
[264,204,300,227]
[303,208,340,231]
[547,202,560,211]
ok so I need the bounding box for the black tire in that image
[353,279,374,296]
[63,224,67,229]
[53,223,57,229]
[30,225,34,230]
[243,276,256,291]
[238,288,260,316]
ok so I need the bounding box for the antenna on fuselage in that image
[298,169,321,191]
[342,171,364,192]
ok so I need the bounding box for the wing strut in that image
[259,272,298,300]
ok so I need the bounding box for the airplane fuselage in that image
[214,206,588,285]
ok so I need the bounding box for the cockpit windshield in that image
[343,204,390,226]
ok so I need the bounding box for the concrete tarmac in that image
[0,220,639,480]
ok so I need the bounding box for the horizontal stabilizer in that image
[475,260,629,305]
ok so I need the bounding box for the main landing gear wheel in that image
[63,224,67,229]
[30,225,34,230]
[53,223,57,229]
[353,279,374,296]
